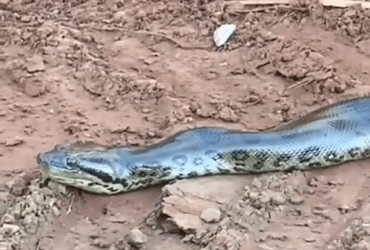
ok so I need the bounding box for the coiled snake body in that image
[38,96,370,194]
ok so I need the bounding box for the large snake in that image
[37,96,370,195]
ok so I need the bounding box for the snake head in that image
[37,145,82,180]
[37,144,127,194]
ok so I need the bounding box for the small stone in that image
[289,193,305,205]
[22,214,38,234]
[26,54,45,73]
[249,191,259,201]
[93,238,110,248]
[189,102,200,113]
[47,180,68,195]
[308,177,319,187]
[272,193,286,205]
[128,228,147,248]
[218,107,238,122]
[23,77,45,97]
[304,236,316,242]
[32,192,44,205]
[6,174,27,196]
[52,206,61,217]
[251,178,263,189]
[147,131,156,138]
[5,136,24,147]
[142,108,151,114]
[1,214,15,224]
[200,208,222,223]
[259,191,271,204]
[1,224,20,236]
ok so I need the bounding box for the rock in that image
[251,178,263,189]
[6,173,27,196]
[259,191,272,204]
[52,206,61,217]
[1,224,20,236]
[272,193,286,205]
[289,193,305,205]
[356,40,370,57]
[1,214,15,224]
[22,214,38,234]
[5,136,24,147]
[93,238,110,248]
[200,208,221,223]
[23,77,46,97]
[128,228,147,248]
[218,107,238,122]
[26,54,45,73]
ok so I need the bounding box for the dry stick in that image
[321,0,370,9]
[60,23,212,50]
[92,26,213,50]
[225,0,293,5]
[229,5,302,13]
[224,0,370,9]
[66,193,75,215]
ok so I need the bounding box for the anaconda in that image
[37,96,370,195]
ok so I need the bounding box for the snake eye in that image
[66,157,78,167]
[55,145,67,151]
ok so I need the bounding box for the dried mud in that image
[2,0,370,249]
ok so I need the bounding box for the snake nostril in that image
[37,153,45,164]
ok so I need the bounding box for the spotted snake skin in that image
[37,96,370,194]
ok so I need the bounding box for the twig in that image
[66,193,75,215]
[228,4,307,15]
[91,26,213,50]
[225,0,370,9]
[224,0,293,6]
[321,0,370,9]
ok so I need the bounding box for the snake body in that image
[37,96,370,194]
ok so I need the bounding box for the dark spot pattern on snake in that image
[252,162,264,169]
[205,150,217,156]
[361,148,370,158]
[308,162,322,168]
[273,153,293,168]
[187,171,198,177]
[199,130,221,145]
[193,157,204,166]
[230,150,250,161]
[348,147,361,158]
[282,130,317,140]
[298,146,321,163]
[172,155,187,166]
[328,119,354,131]
[242,135,261,144]
[255,151,269,162]
[324,150,345,163]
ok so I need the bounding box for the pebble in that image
[128,228,147,247]
[1,224,20,236]
[1,214,15,224]
[251,178,263,189]
[52,206,61,217]
[272,193,286,205]
[4,136,24,147]
[289,193,305,205]
[200,208,222,223]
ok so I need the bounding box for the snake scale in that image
[37,96,370,195]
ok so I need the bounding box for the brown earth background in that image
[2,0,370,249]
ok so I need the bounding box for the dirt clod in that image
[128,228,147,248]
[200,208,222,223]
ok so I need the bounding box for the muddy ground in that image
[2,0,370,249]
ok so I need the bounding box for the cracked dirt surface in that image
[3,0,370,249]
